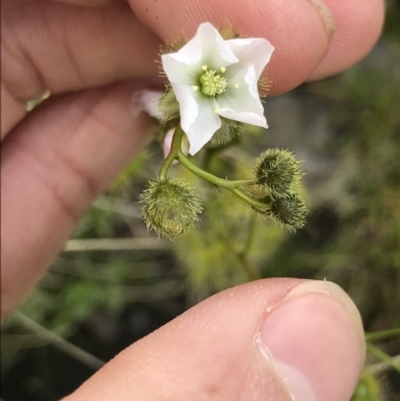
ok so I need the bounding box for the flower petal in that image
[226,38,274,80]
[162,53,200,86]
[161,23,240,86]
[186,98,221,155]
[171,83,199,133]
[172,84,221,155]
[195,22,239,67]
[216,65,267,128]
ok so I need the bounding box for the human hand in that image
[1,0,384,399]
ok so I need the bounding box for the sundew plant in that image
[2,8,400,401]
[137,22,308,240]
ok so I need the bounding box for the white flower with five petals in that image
[162,22,274,155]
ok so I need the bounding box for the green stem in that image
[177,151,256,189]
[241,214,257,256]
[223,236,261,281]
[12,311,105,370]
[229,179,259,187]
[158,126,267,211]
[177,151,268,211]
[365,327,400,342]
[158,126,185,181]
[236,253,262,280]
[367,343,400,373]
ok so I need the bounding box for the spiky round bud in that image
[209,117,243,147]
[139,179,203,240]
[267,191,308,231]
[158,89,180,124]
[253,149,302,198]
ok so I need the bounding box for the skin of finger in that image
[1,0,161,137]
[307,0,385,80]
[52,0,128,6]
[0,83,153,321]
[129,0,333,95]
[62,279,364,401]
[64,278,300,401]
[1,83,26,139]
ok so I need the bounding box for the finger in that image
[63,279,365,401]
[1,0,161,137]
[130,0,336,96]
[130,0,384,94]
[1,82,153,321]
[52,0,128,7]
[307,0,384,80]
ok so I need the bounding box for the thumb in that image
[63,279,365,401]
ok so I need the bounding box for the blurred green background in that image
[2,1,400,399]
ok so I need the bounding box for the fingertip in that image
[259,280,365,401]
[307,0,385,80]
[130,0,334,95]
[63,279,364,401]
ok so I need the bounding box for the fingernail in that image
[307,0,336,40]
[257,280,365,401]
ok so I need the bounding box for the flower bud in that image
[254,149,302,198]
[267,191,308,231]
[161,37,189,54]
[139,179,203,240]
[209,117,243,147]
[218,25,240,40]
[158,89,180,124]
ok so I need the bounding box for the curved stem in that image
[366,327,400,342]
[229,179,259,187]
[12,311,105,370]
[367,343,400,373]
[236,253,262,280]
[158,126,184,181]
[158,126,268,211]
[177,151,268,211]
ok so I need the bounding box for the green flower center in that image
[199,68,228,96]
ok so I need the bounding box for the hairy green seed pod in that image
[267,191,308,231]
[254,149,302,198]
[139,178,203,240]
[158,89,180,124]
[209,117,243,147]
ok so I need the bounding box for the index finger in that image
[130,0,384,93]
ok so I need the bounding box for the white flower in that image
[162,22,274,155]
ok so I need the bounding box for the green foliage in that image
[176,168,286,291]
[73,205,116,239]
[110,149,149,193]
[351,371,383,401]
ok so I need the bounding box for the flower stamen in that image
[220,66,226,73]
[192,85,199,91]
[202,65,208,71]
[234,83,240,89]
[199,69,228,96]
